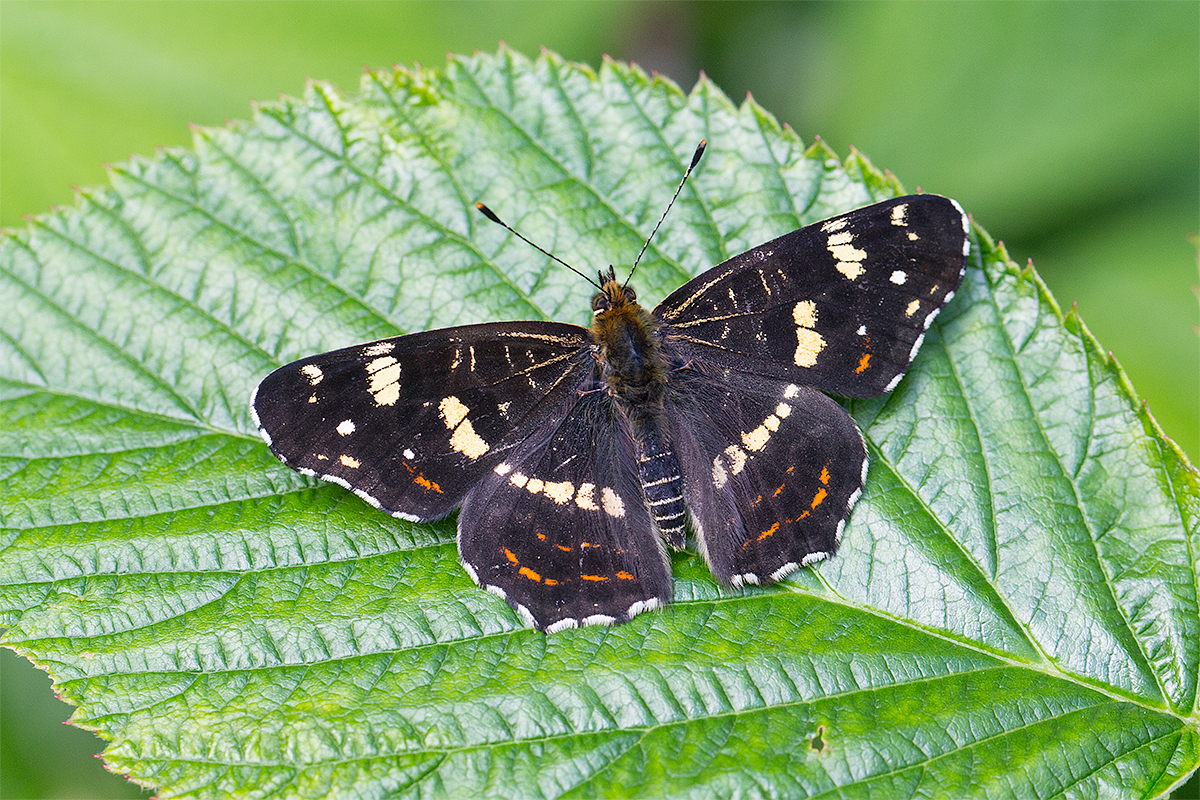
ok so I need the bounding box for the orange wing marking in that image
[402,461,443,494]
[811,487,828,509]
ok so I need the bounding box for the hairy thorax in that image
[589,277,668,407]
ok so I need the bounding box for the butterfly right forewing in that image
[657,194,969,397]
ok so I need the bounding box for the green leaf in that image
[2,47,1197,799]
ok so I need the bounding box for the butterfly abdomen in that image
[631,414,688,547]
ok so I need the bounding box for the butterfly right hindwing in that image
[666,368,868,586]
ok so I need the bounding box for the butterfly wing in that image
[657,194,969,397]
[666,368,867,586]
[458,390,672,631]
[251,322,592,520]
[656,194,969,586]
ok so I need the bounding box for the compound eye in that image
[591,293,609,312]
[623,286,637,302]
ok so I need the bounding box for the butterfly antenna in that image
[475,202,601,289]
[626,139,707,288]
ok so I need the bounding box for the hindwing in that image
[458,390,672,631]
[656,194,969,396]
[666,368,867,586]
[251,322,592,520]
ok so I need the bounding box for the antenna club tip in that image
[690,140,707,168]
[475,202,501,223]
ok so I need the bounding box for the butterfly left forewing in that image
[657,194,969,397]
[251,322,591,521]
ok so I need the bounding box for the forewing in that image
[656,194,970,396]
[251,322,592,520]
[458,391,672,632]
[667,368,867,586]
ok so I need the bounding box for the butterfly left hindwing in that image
[459,390,672,632]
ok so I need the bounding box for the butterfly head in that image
[591,266,638,316]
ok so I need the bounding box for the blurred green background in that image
[1,2,1196,798]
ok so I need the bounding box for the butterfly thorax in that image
[589,277,667,407]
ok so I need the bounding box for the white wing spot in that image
[301,365,324,385]
[403,448,415,460]
[891,203,908,226]
[712,457,728,488]
[890,270,907,285]
[576,483,598,510]
[493,462,513,475]
[906,299,921,318]
[439,396,469,428]
[822,217,847,233]
[601,487,626,518]
[336,419,355,436]
[509,471,529,488]
[827,230,867,280]
[525,478,544,494]
[362,342,395,357]
[743,417,777,452]
[725,444,748,475]
[793,300,817,328]
[340,454,360,468]
[438,396,491,457]
[367,357,401,406]
[543,481,575,504]
[793,301,826,367]
[450,420,489,460]
[775,403,792,418]
[856,325,867,336]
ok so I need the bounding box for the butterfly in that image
[251,142,970,633]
